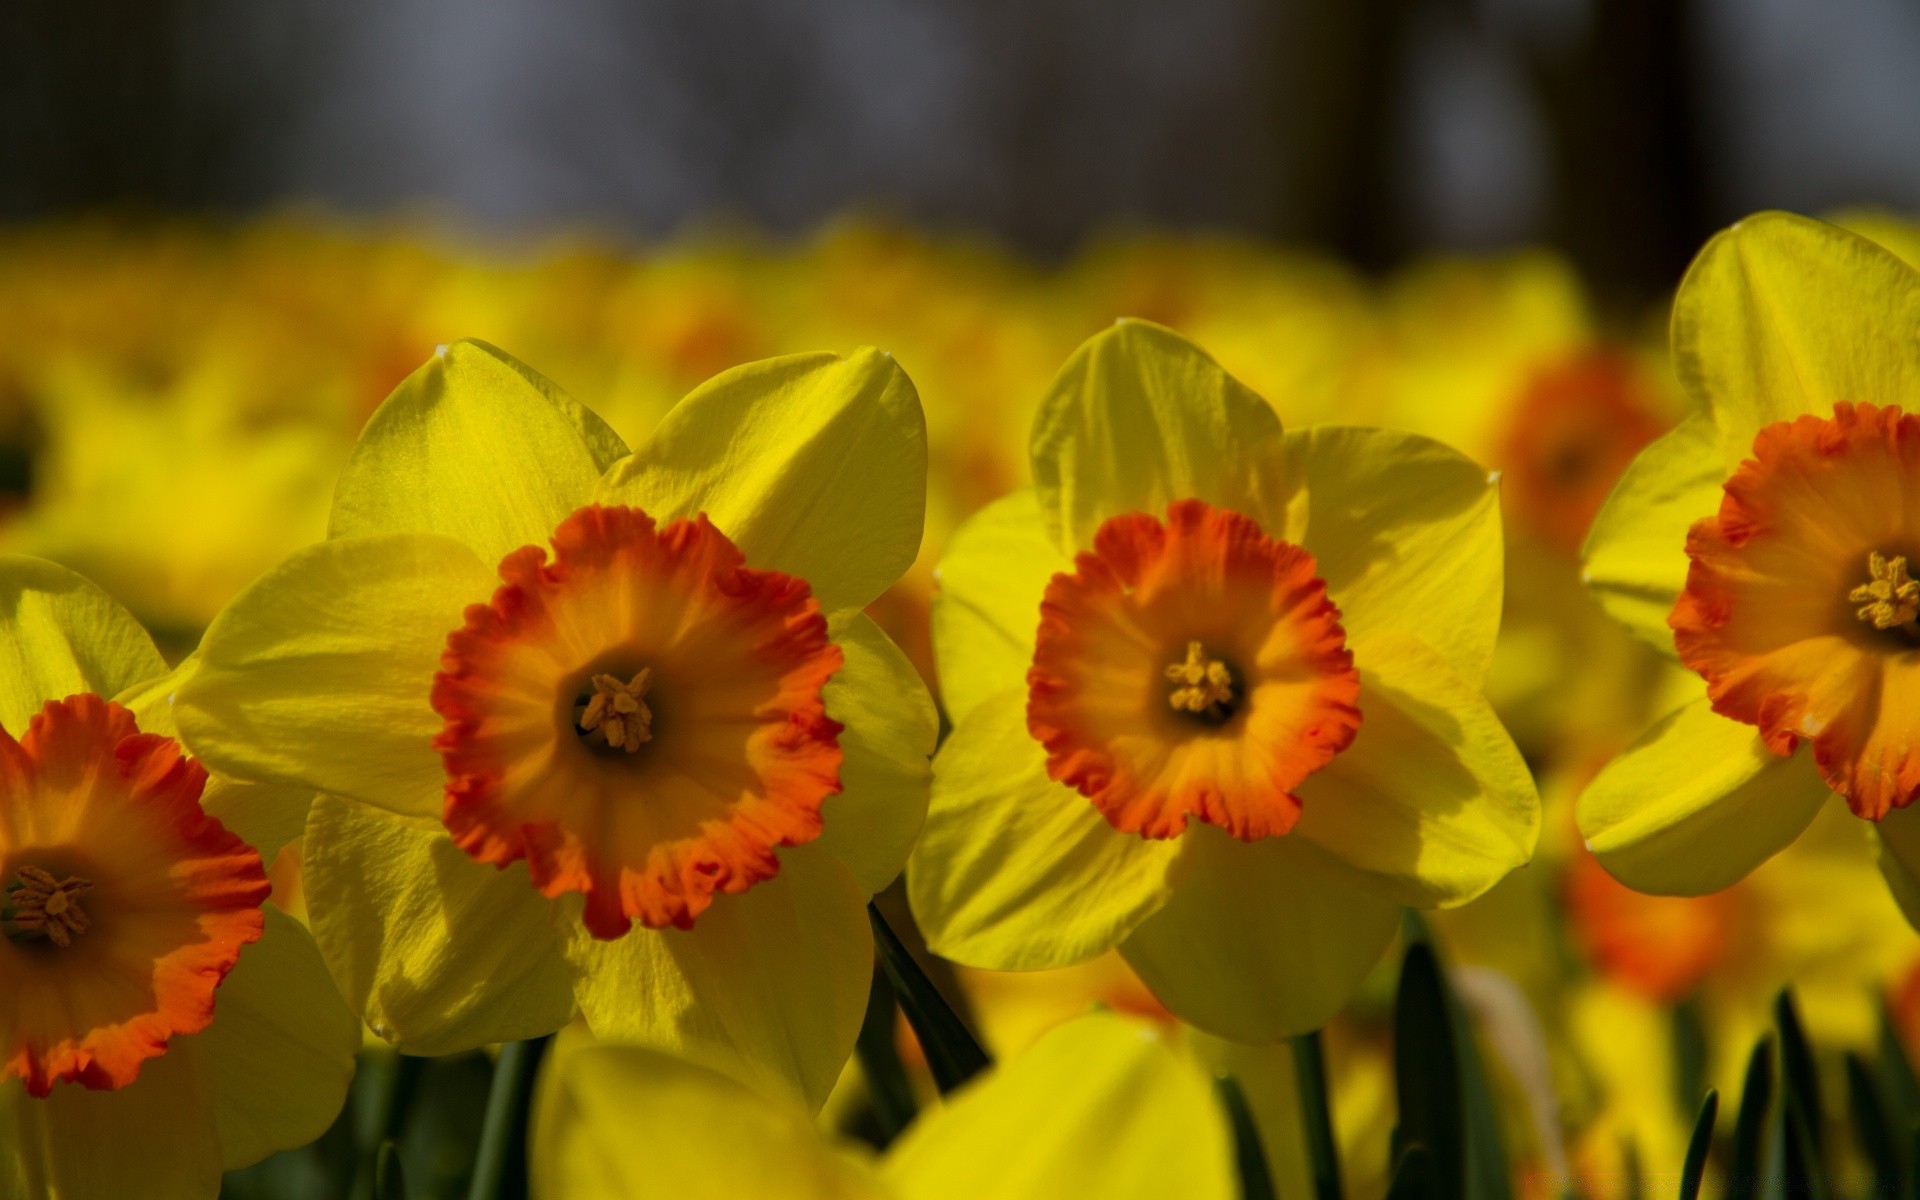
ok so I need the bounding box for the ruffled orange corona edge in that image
[1027,498,1362,841]
[433,505,845,938]
[1673,402,1920,819]
[0,695,268,1096]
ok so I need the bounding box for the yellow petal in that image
[816,613,937,895]
[560,842,871,1111]
[929,489,1066,725]
[1119,827,1399,1042]
[190,907,360,1168]
[908,691,1181,970]
[1288,427,1503,685]
[1673,211,1920,458]
[531,1032,887,1200]
[1578,696,1829,895]
[303,795,577,1055]
[1580,415,1725,657]
[175,533,494,819]
[1874,803,1920,932]
[0,554,164,733]
[331,339,628,566]
[882,1013,1235,1200]
[1291,631,1538,908]
[1028,319,1307,555]
[597,348,926,616]
[0,1044,223,1198]
[116,659,313,860]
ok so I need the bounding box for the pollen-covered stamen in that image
[4,866,94,948]
[1850,551,1920,631]
[1165,641,1237,719]
[577,669,654,751]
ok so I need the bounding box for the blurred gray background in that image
[5,0,1918,303]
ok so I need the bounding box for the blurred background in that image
[9,3,1920,1197]
[7,0,1920,306]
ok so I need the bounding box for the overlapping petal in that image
[909,692,1182,971]
[813,614,937,895]
[190,908,360,1169]
[1288,427,1504,684]
[330,339,629,565]
[596,348,927,616]
[174,533,494,819]
[1028,320,1307,555]
[1672,211,1920,458]
[1117,826,1400,1042]
[1580,415,1724,656]
[302,795,576,1055]
[1288,632,1538,908]
[928,490,1067,724]
[1578,696,1829,895]
[560,843,870,1111]
[882,1014,1236,1200]
[0,555,165,733]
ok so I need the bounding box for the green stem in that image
[467,1036,551,1200]
[868,902,989,1093]
[855,968,919,1144]
[1218,1075,1277,1200]
[350,1051,424,1200]
[1292,1030,1343,1200]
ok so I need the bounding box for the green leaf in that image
[1878,1000,1920,1128]
[1846,1053,1902,1200]
[1727,1036,1775,1200]
[1384,1145,1436,1200]
[1217,1075,1277,1200]
[374,1141,408,1200]
[1774,990,1824,1152]
[869,902,990,1093]
[1292,1030,1344,1200]
[1671,997,1710,1124]
[1679,1090,1717,1200]
[854,968,918,1146]
[465,1036,550,1200]
[1781,1098,1829,1200]
[1392,942,1464,1200]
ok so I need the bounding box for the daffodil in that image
[1579,211,1920,915]
[170,339,936,1107]
[531,1012,1234,1200]
[0,556,357,1199]
[909,319,1539,1043]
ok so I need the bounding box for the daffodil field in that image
[6,209,1920,1200]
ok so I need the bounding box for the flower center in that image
[4,865,94,948]
[1849,551,1920,632]
[576,669,654,752]
[1164,641,1238,722]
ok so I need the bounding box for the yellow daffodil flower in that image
[1579,211,1920,915]
[531,1012,1234,1200]
[909,319,1539,1042]
[169,339,937,1107]
[0,556,357,1199]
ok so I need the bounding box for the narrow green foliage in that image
[1392,942,1465,1200]
[1292,1030,1344,1200]
[1726,1035,1775,1200]
[350,1051,425,1200]
[1774,990,1824,1151]
[373,1141,407,1200]
[1878,1001,1920,1127]
[1217,1075,1277,1200]
[869,902,990,1093]
[855,968,919,1145]
[466,1036,550,1200]
[1671,998,1710,1122]
[1781,1097,1829,1200]
[1385,1144,1436,1200]
[1620,1139,1645,1200]
[1847,1052,1903,1199]
[1906,1125,1920,1200]
[1678,1090,1717,1200]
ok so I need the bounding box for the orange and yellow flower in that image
[172,340,935,1106]
[0,556,356,1200]
[909,319,1539,1042]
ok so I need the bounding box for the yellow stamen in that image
[5,866,93,948]
[1850,552,1920,630]
[1165,641,1236,716]
[578,669,654,751]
